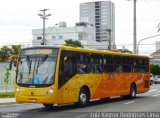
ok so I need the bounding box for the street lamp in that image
[137,34,160,54]
[45,23,58,39]
[38,9,51,45]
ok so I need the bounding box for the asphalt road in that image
[0,84,160,118]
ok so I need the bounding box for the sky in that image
[0,0,160,55]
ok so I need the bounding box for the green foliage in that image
[0,45,21,62]
[4,68,11,85]
[150,64,160,76]
[65,39,83,48]
[0,46,12,62]
[4,68,11,93]
[11,45,21,55]
[0,91,14,98]
[121,49,133,54]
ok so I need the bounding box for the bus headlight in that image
[16,88,22,94]
[46,88,54,95]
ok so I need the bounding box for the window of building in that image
[95,6,100,9]
[37,37,42,40]
[95,2,100,6]
[78,35,82,40]
[59,35,63,39]
[95,16,100,18]
[95,23,100,26]
[52,36,56,40]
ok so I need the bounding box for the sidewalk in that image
[0,98,16,104]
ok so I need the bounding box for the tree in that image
[65,39,83,48]
[0,45,21,62]
[11,45,21,55]
[3,68,11,93]
[150,64,160,76]
[0,46,12,62]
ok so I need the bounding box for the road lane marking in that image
[124,101,135,105]
[148,89,158,92]
[153,94,160,97]
[74,114,88,118]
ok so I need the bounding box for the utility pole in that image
[128,0,137,54]
[133,0,137,54]
[38,9,51,45]
[107,29,111,50]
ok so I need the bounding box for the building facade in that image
[80,1,115,49]
[32,22,94,46]
[156,41,160,51]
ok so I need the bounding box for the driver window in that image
[58,51,76,88]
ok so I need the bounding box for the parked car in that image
[154,75,160,84]
[150,74,154,85]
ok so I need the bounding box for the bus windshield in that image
[17,55,57,87]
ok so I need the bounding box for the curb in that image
[0,102,17,105]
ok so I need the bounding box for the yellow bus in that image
[12,45,150,107]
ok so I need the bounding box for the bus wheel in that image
[43,104,53,108]
[77,89,89,107]
[129,84,136,99]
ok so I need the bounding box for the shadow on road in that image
[17,96,149,118]
[25,95,147,112]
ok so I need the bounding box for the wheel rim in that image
[131,87,136,97]
[80,93,87,104]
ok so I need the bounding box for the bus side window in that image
[76,53,90,74]
[91,54,103,73]
[103,55,113,73]
[114,56,123,73]
[123,57,132,73]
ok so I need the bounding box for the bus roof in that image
[21,45,149,59]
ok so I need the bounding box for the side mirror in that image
[9,55,19,70]
[9,60,12,70]
[9,60,17,70]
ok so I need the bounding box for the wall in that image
[0,62,14,85]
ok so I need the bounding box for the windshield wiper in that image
[26,56,32,74]
[29,60,32,74]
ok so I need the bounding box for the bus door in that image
[102,55,115,98]
[58,51,76,104]
[121,57,133,95]
[112,56,123,96]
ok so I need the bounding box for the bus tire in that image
[77,89,89,107]
[129,84,136,99]
[43,104,53,108]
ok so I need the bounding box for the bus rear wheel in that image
[77,89,89,107]
[129,84,136,99]
[43,104,53,108]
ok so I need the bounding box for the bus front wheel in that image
[43,104,53,108]
[77,89,89,107]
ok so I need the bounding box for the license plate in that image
[28,99,37,103]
